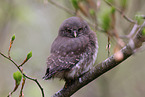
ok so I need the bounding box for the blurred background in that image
[0,0,145,97]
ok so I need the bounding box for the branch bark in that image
[52,21,145,97]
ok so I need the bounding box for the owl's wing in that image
[43,53,81,80]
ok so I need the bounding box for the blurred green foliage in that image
[135,14,144,24]
[100,7,116,31]
[89,9,95,16]
[107,0,114,3]
[71,0,80,10]
[101,10,111,31]
[120,0,128,8]
[142,28,145,35]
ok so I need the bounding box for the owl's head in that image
[58,17,90,38]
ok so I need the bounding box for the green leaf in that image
[135,14,142,24]
[71,0,79,10]
[111,7,115,14]
[13,71,22,85]
[142,28,145,36]
[26,51,32,60]
[89,9,95,16]
[11,34,15,41]
[101,10,111,31]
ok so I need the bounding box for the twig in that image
[8,41,13,59]
[48,0,76,15]
[19,68,25,97]
[19,78,25,97]
[107,35,110,57]
[104,0,136,24]
[0,52,45,97]
[119,24,138,40]
[128,24,139,38]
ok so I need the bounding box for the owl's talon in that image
[64,79,74,88]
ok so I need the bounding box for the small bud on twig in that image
[11,34,15,42]
[26,51,32,61]
[13,71,22,85]
[8,71,22,97]
[8,34,16,58]
[19,51,32,67]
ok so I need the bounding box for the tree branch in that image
[52,21,145,97]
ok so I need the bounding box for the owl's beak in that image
[73,30,77,37]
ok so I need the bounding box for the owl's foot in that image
[64,79,75,88]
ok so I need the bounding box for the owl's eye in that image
[66,29,71,33]
[78,28,83,32]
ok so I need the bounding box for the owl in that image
[43,17,98,82]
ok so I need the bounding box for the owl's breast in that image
[66,36,98,79]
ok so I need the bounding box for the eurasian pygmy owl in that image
[43,17,98,81]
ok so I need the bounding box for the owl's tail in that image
[42,68,52,80]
